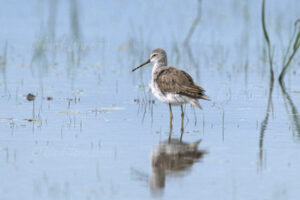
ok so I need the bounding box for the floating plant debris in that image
[26,93,36,101]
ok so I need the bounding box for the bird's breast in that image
[150,80,189,105]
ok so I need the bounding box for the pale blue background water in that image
[0,0,300,199]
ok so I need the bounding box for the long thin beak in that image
[131,59,150,72]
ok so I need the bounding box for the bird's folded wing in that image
[155,67,207,99]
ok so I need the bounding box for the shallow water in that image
[1,0,300,199]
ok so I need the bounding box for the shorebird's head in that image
[149,48,167,64]
[132,48,167,72]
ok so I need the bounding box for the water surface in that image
[1,0,300,199]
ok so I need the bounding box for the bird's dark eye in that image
[151,54,157,59]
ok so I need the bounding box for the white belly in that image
[150,80,189,105]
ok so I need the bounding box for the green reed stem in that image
[279,19,300,83]
[261,0,274,83]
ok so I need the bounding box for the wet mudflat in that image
[0,0,300,200]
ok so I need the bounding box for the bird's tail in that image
[190,99,202,109]
[200,94,210,101]
[188,139,202,151]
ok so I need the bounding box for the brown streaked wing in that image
[155,67,206,99]
[180,70,206,93]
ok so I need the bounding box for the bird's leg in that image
[169,104,173,121]
[169,104,173,140]
[180,105,184,141]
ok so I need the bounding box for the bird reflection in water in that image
[149,139,206,196]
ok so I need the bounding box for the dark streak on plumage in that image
[154,66,209,100]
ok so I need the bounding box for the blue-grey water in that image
[1,0,300,199]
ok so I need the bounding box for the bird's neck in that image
[152,61,167,75]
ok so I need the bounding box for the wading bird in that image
[132,48,209,133]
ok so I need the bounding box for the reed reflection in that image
[258,76,274,170]
[280,82,300,137]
